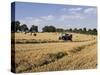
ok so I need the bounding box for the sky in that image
[12,2,97,31]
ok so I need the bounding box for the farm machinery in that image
[59,33,72,41]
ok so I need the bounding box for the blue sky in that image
[13,2,97,31]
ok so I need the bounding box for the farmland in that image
[13,32,96,43]
[12,32,97,73]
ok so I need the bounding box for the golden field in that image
[13,32,96,43]
[12,32,97,73]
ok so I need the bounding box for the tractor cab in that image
[59,33,72,41]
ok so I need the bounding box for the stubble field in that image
[12,32,97,73]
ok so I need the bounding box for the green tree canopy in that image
[20,24,28,32]
[42,26,56,32]
[56,28,64,32]
[30,25,38,32]
[11,21,20,32]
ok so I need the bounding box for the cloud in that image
[19,13,85,27]
[84,8,97,14]
[24,17,33,20]
[61,8,67,12]
[68,7,83,15]
[33,18,42,24]
[19,15,55,27]
[69,7,82,11]
[41,15,54,21]
[19,17,42,26]
[19,18,32,25]
[61,7,82,13]
[60,14,84,21]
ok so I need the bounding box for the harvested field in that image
[12,32,97,73]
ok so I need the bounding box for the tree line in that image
[11,21,38,33]
[65,28,97,35]
[11,21,97,35]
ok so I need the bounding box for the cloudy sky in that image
[13,2,97,31]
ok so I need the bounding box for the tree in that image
[93,28,97,32]
[65,28,72,32]
[69,28,72,32]
[42,26,49,32]
[11,21,20,32]
[42,26,56,32]
[83,27,87,33]
[15,21,20,32]
[86,28,97,35]
[88,29,92,32]
[83,28,87,32]
[92,28,97,35]
[30,25,38,32]
[20,24,28,32]
[73,28,78,32]
[49,26,56,32]
[78,28,82,33]
[56,28,64,32]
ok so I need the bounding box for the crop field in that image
[13,32,96,43]
[12,32,97,73]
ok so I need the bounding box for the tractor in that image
[59,33,72,41]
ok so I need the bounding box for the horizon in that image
[12,2,97,31]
